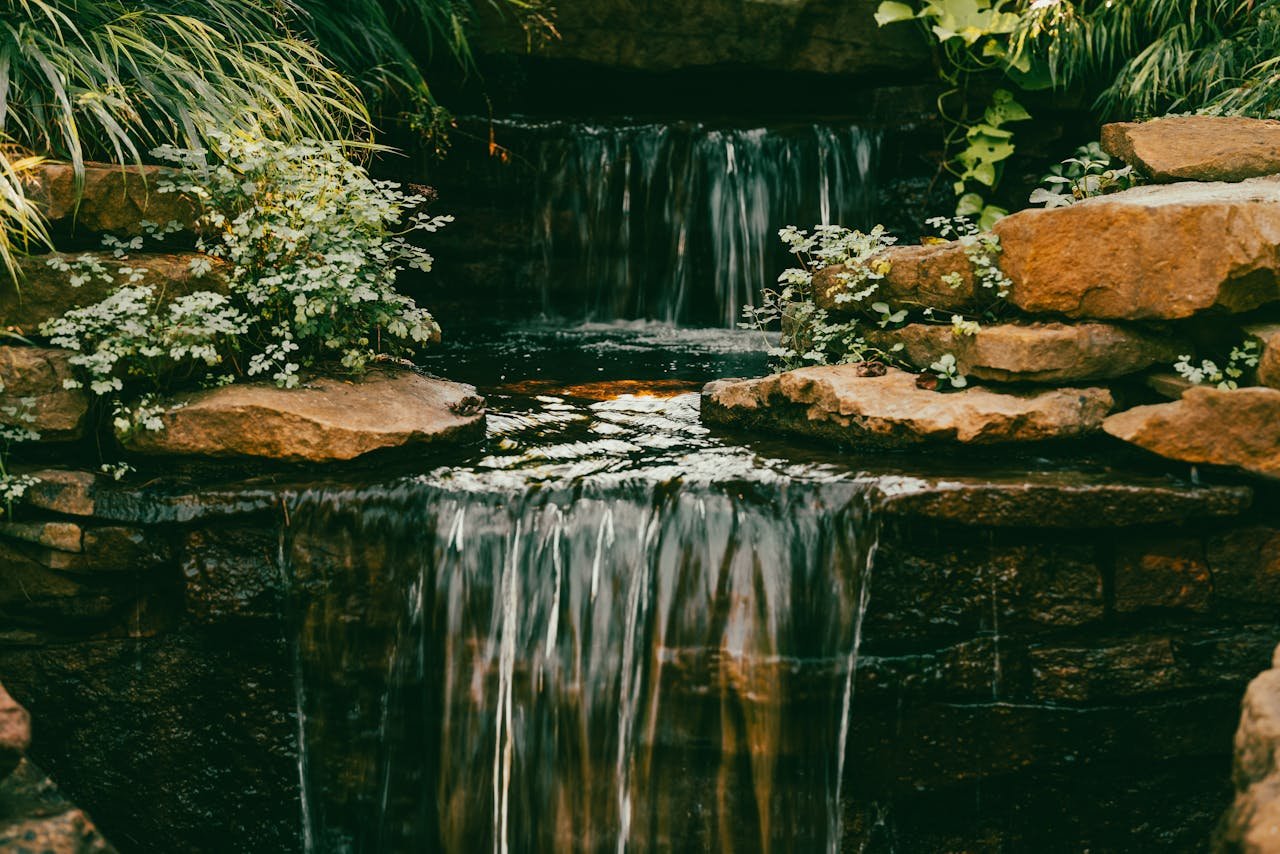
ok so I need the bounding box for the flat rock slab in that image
[3,252,227,332]
[24,161,198,235]
[815,241,977,314]
[0,347,88,439]
[1104,386,1280,480]
[1247,322,1280,391]
[701,366,1113,447]
[122,369,485,462]
[870,471,1252,528]
[864,321,1179,383]
[1101,116,1280,183]
[994,177,1280,320]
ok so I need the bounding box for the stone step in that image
[1101,116,1280,183]
[862,320,1179,383]
[0,347,89,440]
[121,368,486,462]
[701,366,1113,447]
[23,161,198,236]
[1103,386,1280,480]
[995,177,1280,320]
[2,251,228,332]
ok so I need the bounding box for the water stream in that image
[513,119,879,326]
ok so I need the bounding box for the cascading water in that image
[516,119,880,326]
[281,380,882,854]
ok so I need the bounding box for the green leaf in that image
[956,192,985,216]
[874,1,918,26]
[978,205,1008,231]
[971,161,997,186]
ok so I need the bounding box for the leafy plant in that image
[0,388,40,517]
[41,134,450,429]
[740,225,899,371]
[1174,340,1262,390]
[1030,141,1141,208]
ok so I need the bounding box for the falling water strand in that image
[518,119,880,326]
[285,479,880,852]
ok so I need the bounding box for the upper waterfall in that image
[513,119,880,327]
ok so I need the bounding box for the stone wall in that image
[0,465,1274,850]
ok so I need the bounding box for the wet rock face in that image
[121,369,486,462]
[0,347,89,440]
[0,683,31,779]
[1102,116,1280,184]
[1103,386,1280,480]
[474,0,927,76]
[702,366,1113,446]
[862,320,1181,384]
[994,177,1280,320]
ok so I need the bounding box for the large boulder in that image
[2,252,228,332]
[701,366,1113,447]
[0,347,89,440]
[1103,386,1280,480]
[1216,645,1280,853]
[994,177,1280,320]
[121,369,485,462]
[863,321,1179,384]
[23,161,198,235]
[814,241,977,315]
[1101,116,1280,184]
[1247,322,1280,390]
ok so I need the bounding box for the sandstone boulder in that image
[122,369,485,462]
[1246,322,1280,390]
[814,241,977,315]
[701,366,1113,447]
[0,520,83,553]
[3,252,228,332]
[23,161,198,235]
[1101,116,1280,183]
[863,321,1179,384]
[1103,386,1280,479]
[1217,645,1280,853]
[0,681,30,778]
[994,177,1280,320]
[0,347,88,439]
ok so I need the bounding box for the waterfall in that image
[517,119,880,327]
[284,477,879,853]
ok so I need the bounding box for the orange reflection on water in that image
[496,378,704,400]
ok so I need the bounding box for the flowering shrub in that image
[740,224,899,372]
[742,218,1011,388]
[1174,340,1261,391]
[40,134,449,430]
[0,386,40,516]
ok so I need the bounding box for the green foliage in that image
[1029,141,1141,208]
[1174,340,1262,390]
[0,386,39,517]
[1008,0,1280,119]
[0,148,53,289]
[41,134,449,431]
[876,0,1280,218]
[740,225,899,372]
[741,219,1009,388]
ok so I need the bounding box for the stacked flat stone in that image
[704,116,1280,480]
[0,163,484,462]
